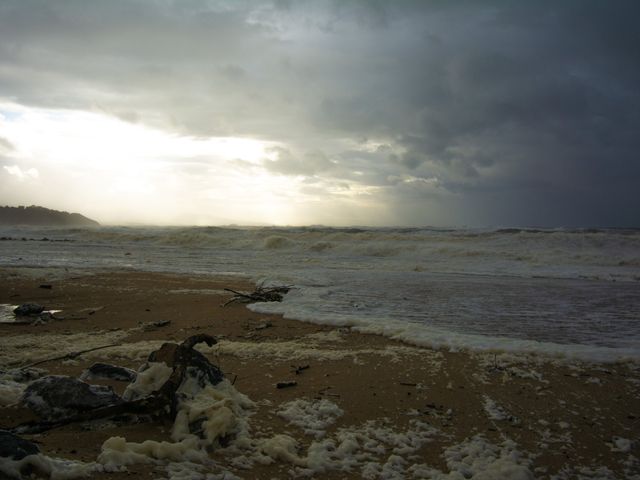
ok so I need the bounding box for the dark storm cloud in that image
[0,0,638,226]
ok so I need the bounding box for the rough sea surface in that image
[1,225,639,361]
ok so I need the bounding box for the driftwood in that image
[222,285,291,307]
[11,334,222,435]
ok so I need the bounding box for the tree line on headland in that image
[0,205,99,227]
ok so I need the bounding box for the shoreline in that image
[1,268,638,479]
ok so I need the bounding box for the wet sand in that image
[0,268,638,479]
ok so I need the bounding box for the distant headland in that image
[0,205,100,227]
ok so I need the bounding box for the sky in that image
[0,0,639,227]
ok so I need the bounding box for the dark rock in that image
[38,284,52,289]
[80,363,137,382]
[276,381,297,389]
[22,376,123,420]
[0,430,39,460]
[13,304,44,316]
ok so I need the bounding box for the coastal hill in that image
[0,205,100,227]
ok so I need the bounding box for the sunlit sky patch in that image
[0,1,638,227]
[0,102,386,225]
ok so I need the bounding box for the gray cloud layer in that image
[1,0,638,226]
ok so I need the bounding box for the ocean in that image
[1,225,639,362]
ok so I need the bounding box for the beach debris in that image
[80,363,137,382]
[253,321,272,331]
[222,285,291,306]
[12,334,226,437]
[38,284,53,290]
[22,376,123,420]
[143,334,223,415]
[276,381,298,389]
[36,312,54,323]
[141,319,171,331]
[0,430,40,460]
[292,365,310,375]
[80,306,104,315]
[13,303,44,316]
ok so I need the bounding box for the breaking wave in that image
[2,224,639,361]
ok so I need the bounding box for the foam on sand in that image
[99,368,255,469]
[0,377,26,406]
[436,435,533,480]
[202,330,443,368]
[277,398,344,439]
[0,330,131,368]
[0,453,109,480]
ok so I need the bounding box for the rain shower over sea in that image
[1,225,639,362]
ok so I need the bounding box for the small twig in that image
[23,344,119,369]
[223,288,253,299]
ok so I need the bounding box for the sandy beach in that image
[1,268,638,479]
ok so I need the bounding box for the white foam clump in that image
[432,435,533,480]
[483,395,511,421]
[277,398,344,438]
[99,436,208,466]
[100,364,255,469]
[0,453,110,480]
[610,436,632,453]
[258,421,521,480]
[171,372,254,447]
[0,378,26,406]
[230,418,439,478]
[122,361,173,401]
